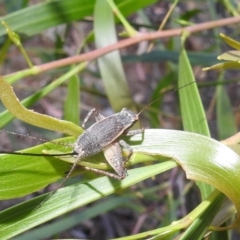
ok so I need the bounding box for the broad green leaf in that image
[0,138,75,199]
[1,129,240,238]
[178,33,215,236]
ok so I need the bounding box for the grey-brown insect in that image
[69,108,144,180]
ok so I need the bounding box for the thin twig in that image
[4,16,240,76]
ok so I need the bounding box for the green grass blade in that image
[63,73,80,125]
[178,34,213,200]
[13,196,133,240]
[0,161,177,239]
[123,50,218,66]
[216,77,237,139]
[0,0,158,38]
[0,0,95,37]
[177,33,236,238]
[94,0,137,113]
[179,193,226,240]
[178,39,210,136]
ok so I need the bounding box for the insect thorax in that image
[118,108,138,128]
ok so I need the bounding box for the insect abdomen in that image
[74,131,103,157]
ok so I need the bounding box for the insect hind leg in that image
[84,166,124,180]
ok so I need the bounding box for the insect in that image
[0,81,195,184]
[71,107,144,180]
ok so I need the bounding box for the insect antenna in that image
[136,81,196,118]
[0,129,73,146]
[0,150,74,157]
[0,129,74,156]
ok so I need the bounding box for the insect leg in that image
[84,166,124,180]
[82,108,106,128]
[84,110,127,179]
[125,128,144,136]
[82,108,97,129]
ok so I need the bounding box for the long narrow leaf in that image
[94,0,137,113]
[0,0,158,37]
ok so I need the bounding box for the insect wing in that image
[87,115,125,147]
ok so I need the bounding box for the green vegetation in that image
[0,0,239,239]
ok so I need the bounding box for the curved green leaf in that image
[0,70,83,133]
[131,130,240,216]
